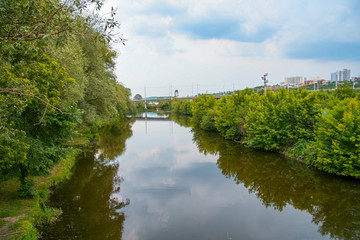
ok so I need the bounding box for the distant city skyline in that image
[102,0,360,97]
[331,69,351,82]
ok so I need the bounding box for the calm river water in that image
[40,115,360,240]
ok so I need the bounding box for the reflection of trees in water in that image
[40,121,133,239]
[170,114,193,128]
[190,127,360,240]
[192,129,220,156]
[97,119,134,161]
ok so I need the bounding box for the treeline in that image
[0,0,134,193]
[171,85,360,178]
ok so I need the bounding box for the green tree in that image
[200,109,218,131]
[0,0,123,45]
[134,94,143,100]
[190,94,217,128]
[312,98,360,177]
[171,99,192,115]
[0,50,80,181]
[0,0,133,196]
[215,89,254,140]
[244,89,320,150]
[77,28,133,123]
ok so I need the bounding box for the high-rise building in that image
[343,69,351,81]
[284,76,306,85]
[339,70,344,81]
[331,69,351,81]
[331,73,337,81]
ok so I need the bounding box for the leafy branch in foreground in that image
[0,0,125,44]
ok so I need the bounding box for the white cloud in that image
[102,0,360,96]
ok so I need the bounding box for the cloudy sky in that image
[104,0,360,97]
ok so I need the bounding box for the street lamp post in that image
[262,73,268,95]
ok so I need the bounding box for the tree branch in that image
[34,102,49,125]
[0,88,76,115]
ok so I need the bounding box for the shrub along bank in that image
[171,85,360,178]
[0,150,77,239]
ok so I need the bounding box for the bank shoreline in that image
[0,149,78,240]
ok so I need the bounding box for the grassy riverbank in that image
[0,118,133,239]
[0,150,77,240]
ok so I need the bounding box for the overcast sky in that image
[104,0,360,97]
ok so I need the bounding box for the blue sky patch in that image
[287,42,360,61]
[176,18,274,42]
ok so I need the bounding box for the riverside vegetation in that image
[1,0,359,238]
[0,0,135,238]
[171,86,360,178]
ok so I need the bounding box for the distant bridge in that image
[132,95,224,103]
[135,117,172,121]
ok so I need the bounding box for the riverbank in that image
[0,150,78,240]
[0,116,135,239]
[170,86,360,178]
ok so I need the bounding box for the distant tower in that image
[174,89,179,97]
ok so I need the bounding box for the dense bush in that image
[244,89,320,150]
[312,98,360,177]
[172,99,192,115]
[190,94,217,126]
[215,89,254,140]
[200,109,218,131]
[171,87,360,178]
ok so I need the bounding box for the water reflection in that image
[41,116,360,240]
[190,126,360,240]
[98,119,135,161]
[39,120,133,240]
[117,120,321,240]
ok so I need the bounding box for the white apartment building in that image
[284,76,306,85]
[309,76,326,81]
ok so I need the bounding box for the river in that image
[40,114,360,240]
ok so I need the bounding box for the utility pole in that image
[144,86,147,109]
[262,73,268,95]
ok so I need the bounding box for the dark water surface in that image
[40,116,360,240]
